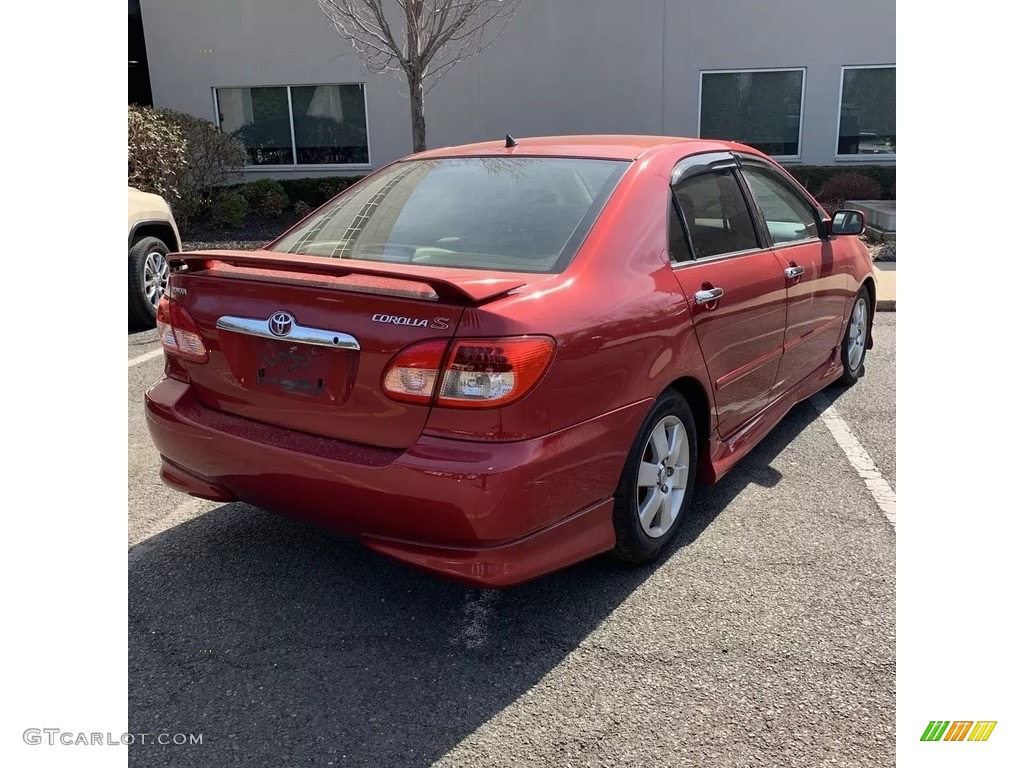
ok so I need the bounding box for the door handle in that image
[694,287,724,305]
[784,265,805,279]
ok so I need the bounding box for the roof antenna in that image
[505,134,518,148]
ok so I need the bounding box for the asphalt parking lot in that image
[128,314,896,767]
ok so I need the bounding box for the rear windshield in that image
[269,157,629,273]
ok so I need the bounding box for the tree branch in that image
[316,1,524,148]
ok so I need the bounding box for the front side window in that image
[837,67,896,157]
[700,69,804,158]
[672,171,759,259]
[742,166,820,245]
[215,84,370,166]
[270,157,629,273]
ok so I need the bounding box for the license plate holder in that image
[255,339,331,397]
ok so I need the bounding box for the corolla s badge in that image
[268,311,295,337]
[372,314,450,330]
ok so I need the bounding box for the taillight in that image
[380,340,447,405]
[381,337,555,409]
[156,296,208,363]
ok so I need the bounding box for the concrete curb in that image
[872,265,895,312]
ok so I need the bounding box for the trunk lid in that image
[165,251,535,449]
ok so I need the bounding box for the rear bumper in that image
[145,377,650,587]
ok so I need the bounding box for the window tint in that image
[742,167,819,245]
[700,70,804,157]
[216,84,369,166]
[838,67,895,156]
[667,196,692,262]
[216,87,293,165]
[290,85,369,165]
[270,157,628,273]
[672,171,759,259]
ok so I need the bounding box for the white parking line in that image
[128,347,164,368]
[812,394,897,529]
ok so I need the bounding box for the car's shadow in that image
[128,395,836,767]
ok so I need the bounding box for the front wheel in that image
[838,287,872,386]
[129,236,170,328]
[611,390,698,564]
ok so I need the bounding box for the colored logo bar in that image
[920,721,997,742]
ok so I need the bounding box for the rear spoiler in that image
[168,250,528,305]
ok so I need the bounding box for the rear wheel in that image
[129,237,170,328]
[611,390,697,564]
[837,287,872,386]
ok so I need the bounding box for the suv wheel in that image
[129,237,170,328]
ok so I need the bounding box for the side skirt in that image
[697,351,844,484]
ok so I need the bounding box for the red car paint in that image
[145,136,875,588]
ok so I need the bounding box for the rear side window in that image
[270,157,629,273]
[667,195,693,262]
[672,170,759,259]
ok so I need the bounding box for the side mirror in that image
[830,209,866,236]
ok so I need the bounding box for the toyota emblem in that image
[268,311,295,337]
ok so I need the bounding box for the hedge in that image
[210,176,366,222]
[277,176,366,207]
[783,165,896,200]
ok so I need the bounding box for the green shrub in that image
[784,165,895,201]
[159,110,246,231]
[318,178,349,201]
[213,191,249,229]
[293,200,313,217]
[128,106,186,201]
[276,178,321,206]
[816,173,883,214]
[241,178,290,217]
[278,176,364,207]
[127,108,247,232]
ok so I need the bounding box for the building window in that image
[837,66,895,157]
[699,69,804,158]
[215,84,369,167]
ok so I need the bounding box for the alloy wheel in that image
[635,415,690,538]
[144,250,170,307]
[847,296,868,371]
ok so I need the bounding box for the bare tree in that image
[317,0,522,152]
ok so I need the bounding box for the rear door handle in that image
[784,265,805,279]
[694,287,724,305]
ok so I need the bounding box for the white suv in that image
[128,186,182,327]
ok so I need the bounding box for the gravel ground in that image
[863,240,895,262]
[183,239,269,252]
[182,214,304,252]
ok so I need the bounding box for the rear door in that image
[667,153,788,438]
[736,157,849,395]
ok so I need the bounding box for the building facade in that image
[140,0,895,179]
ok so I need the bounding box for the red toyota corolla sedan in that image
[145,135,875,587]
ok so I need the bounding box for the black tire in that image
[837,286,872,386]
[129,236,170,328]
[611,390,698,564]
